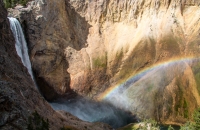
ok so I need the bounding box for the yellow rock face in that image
[10,0,200,124]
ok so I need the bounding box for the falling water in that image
[7,17,137,128]
[8,17,34,81]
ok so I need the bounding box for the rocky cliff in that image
[0,1,112,130]
[8,0,200,125]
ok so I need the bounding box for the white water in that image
[8,17,34,80]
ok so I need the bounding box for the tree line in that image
[3,0,28,8]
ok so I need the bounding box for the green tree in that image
[19,0,27,6]
[3,0,11,8]
[193,108,200,129]
[181,108,200,130]
[180,122,195,130]
[3,0,28,8]
[11,0,16,7]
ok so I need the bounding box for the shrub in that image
[27,111,49,130]
[168,125,174,130]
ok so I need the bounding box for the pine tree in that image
[11,0,16,7]
[3,0,11,8]
[19,0,27,6]
[193,108,200,129]
[181,108,200,130]
[3,0,28,8]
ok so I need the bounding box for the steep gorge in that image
[7,0,200,127]
[0,1,113,130]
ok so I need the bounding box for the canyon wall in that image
[0,1,112,129]
[9,0,200,125]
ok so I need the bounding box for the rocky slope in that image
[8,0,200,125]
[0,1,112,130]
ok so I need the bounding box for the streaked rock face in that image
[9,0,200,125]
[0,1,112,130]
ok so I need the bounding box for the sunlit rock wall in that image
[9,0,200,124]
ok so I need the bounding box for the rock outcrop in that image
[0,1,112,130]
[8,0,200,125]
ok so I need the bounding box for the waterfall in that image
[8,17,34,81]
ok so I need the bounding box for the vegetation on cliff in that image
[3,0,28,8]
[118,107,200,130]
[180,108,200,130]
[27,111,49,130]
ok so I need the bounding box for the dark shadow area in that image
[65,0,91,50]
[160,125,180,130]
[19,0,92,101]
[34,74,59,100]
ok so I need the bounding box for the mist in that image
[50,58,199,128]
[102,58,198,118]
[50,95,138,128]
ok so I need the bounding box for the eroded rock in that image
[0,1,112,129]
[8,0,200,125]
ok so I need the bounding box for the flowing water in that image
[8,17,34,81]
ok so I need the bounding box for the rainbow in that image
[98,56,199,101]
